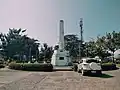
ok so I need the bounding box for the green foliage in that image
[64,34,80,57]
[0,27,120,64]
[9,62,53,71]
[0,28,39,61]
[116,64,120,67]
[102,62,116,70]
[85,41,97,57]
[72,63,78,71]
[0,59,5,68]
[102,62,114,65]
[84,31,120,59]
[54,45,59,50]
[0,60,4,64]
[68,62,73,66]
[39,43,53,62]
[116,60,120,64]
[0,64,5,68]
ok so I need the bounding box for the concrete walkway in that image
[0,68,31,87]
[0,68,120,90]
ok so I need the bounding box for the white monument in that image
[51,20,71,66]
[114,49,120,59]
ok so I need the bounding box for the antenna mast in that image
[79,18,83,60]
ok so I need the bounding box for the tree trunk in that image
[112,48,115,63]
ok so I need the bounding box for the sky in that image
[0,0,120,46]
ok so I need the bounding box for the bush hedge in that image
[72,63,78,71]
[0,64,5,68]
[101,63,117,71]
[9,62,53,71]
[68,62,73,66]
[117,64,120,67]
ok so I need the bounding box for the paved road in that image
[0,68,31,87]
[0,68,120,90]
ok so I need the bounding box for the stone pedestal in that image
[51,50,70,66]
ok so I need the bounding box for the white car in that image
[77,58,102,76]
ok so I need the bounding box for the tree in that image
[39,43,53,63]
[85,36,108,59]
[64,34,80,58]
[88,31,120,62]
[95,36,107,58]
[105,31,120,62]
[0,28,40,62]
[85,40,97,58]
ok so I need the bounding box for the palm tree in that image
[39,43,53,63]
[0,28,40,62]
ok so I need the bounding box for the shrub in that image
[72,63,78,71]
[9,62,53,71]
[117,64,120,67]
[0,64,5,68]
[0,60,4,64]
[116,60,120,64]
[102,63,116,71]
[68,62,73,66]
[8,62,22,70]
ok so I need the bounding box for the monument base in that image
[53,66,72,71]
[51,50,70,66]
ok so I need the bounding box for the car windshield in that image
[86,59,100,63]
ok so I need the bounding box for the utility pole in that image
[79,18,83,60]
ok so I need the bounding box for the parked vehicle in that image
[77,58,102,76]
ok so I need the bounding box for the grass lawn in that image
[102,62,115,65]
[116,64,120,67]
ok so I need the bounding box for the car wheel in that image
[96,70,102,75]
[77,69,81,73]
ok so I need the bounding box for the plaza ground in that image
[0,68,120,90]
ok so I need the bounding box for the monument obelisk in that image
[51,20,70,66]
[59,20,64,50]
